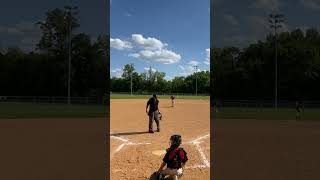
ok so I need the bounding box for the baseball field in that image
[110,95,210,180]
[213,107,320,180]
[0,102,107,180]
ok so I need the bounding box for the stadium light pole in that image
[130,63,133,96]
[193,65,199,96]
[65,5,78,105]
[269,13,284,110]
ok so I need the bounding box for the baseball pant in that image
[149,111,160,131]
[161,168,183,180]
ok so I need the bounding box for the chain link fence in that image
[0,96,108,105]
[213,100,320,110]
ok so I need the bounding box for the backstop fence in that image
[213,100,320,109]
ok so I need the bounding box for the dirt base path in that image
[214,119,320,180]
[110,99,210,180]
[0,118,105,180]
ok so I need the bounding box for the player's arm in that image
[146,100,150,114]
[181,150,188,170]
[181,163,186,171]
[157,162,166,173]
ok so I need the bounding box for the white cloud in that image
[251,0,281,12]
[301,0,320,10]
[179,64,201,76]
[249,15,289,34]
[239,15,289,45]
[165,76,173,81]
[296,26,310,34]
[131,34,168,50]
[124,12,132,17]
[144,67,157,72]
[0,21,40,36]
[129,49,181,64]
[188,60,200,66]
[224,14,239,26]
[0,21,41,52]
[113,34,181,65]
[110,38,132,50]
[179,65,185,71]
[205,48,210,65]
[111,68,123,78]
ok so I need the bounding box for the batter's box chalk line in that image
[184,134,210,168]
[110,133,210,169]
[110,134,151,158]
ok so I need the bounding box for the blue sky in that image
[213,0,320,48]
[110,0,210,80]
[0,0,107,52]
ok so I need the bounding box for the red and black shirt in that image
[163,147,188,169]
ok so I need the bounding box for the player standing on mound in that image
[170,95,175,107]
[146,94,161,133]
[156,134,188,180]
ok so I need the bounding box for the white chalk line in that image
[191,134,210,143]
[112,164,206,173]
[110,135,151,159]
[115,143,126,153]
[110,135,128,142]
[191,134,210,168]
[185,164,208,169]
[195,143,210,167]
[110,133,210,169]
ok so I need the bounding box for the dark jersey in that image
[296,102,302,112]
[163,147,188,169]
[170,96,175,100]
[147,97,159,113]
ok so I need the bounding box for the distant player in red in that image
[170,95,175,107]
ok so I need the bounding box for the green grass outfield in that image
[213,107,320,120]
[110,94,209,100]
[0,102,108,119]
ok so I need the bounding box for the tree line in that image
[212,28,320,100]
[110,64,210,95]
[0,6,109,98]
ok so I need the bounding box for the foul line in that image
[185,134,210,168]
[110,133,210,169]
[110,135,151,158]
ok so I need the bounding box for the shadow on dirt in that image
[111,131,150,136]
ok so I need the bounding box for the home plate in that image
[152,150,166,156]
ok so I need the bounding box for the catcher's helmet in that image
[170,134,182,147]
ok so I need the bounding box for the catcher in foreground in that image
[156,134,188,180]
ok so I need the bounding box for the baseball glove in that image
[158,111,163,120]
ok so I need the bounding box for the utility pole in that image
[269,13,284,110]
[65,5,78,105]
[193,66,199,96]
[130,63,133,96]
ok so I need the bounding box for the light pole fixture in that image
[269,13,284,110]
[193,65,199,96]
[64,5,78,105]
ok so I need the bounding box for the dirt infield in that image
[110,99,210,180]
[0,118,105,180]
[214,119,320,180]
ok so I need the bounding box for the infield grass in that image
[213,107,320,120]
[111,94,209,100]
